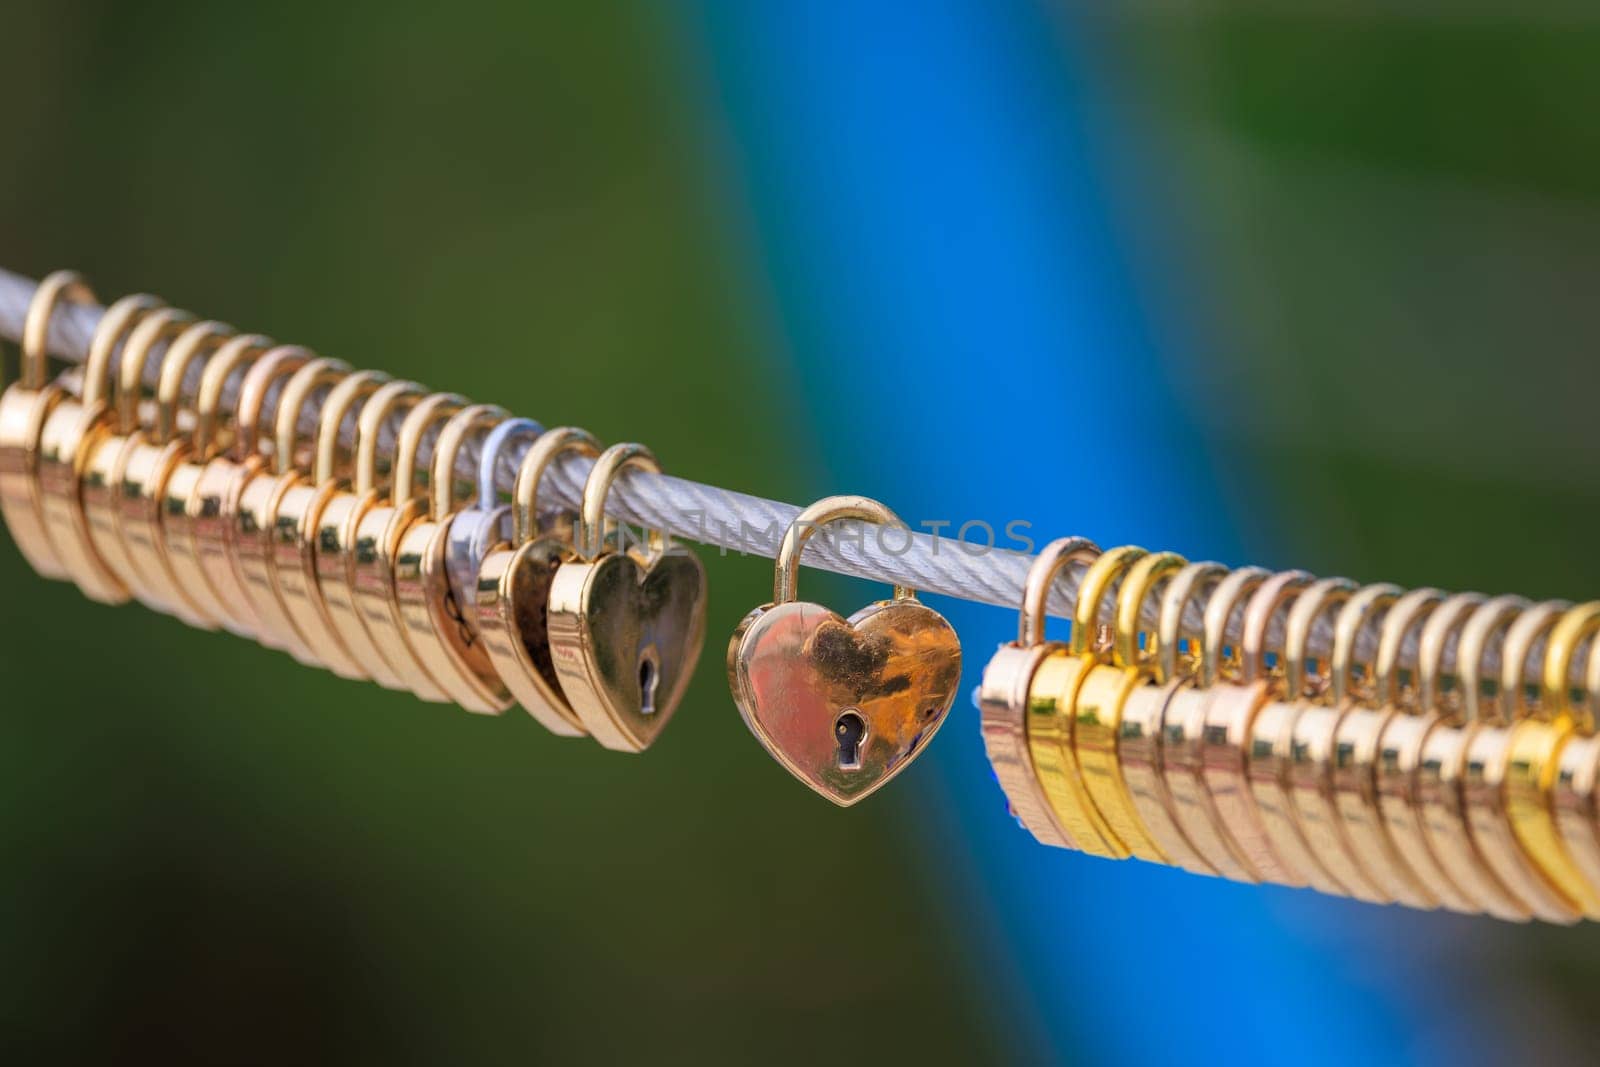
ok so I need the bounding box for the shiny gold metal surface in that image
[312,378,419,690]
[1155,562,1221,686]
[440,417,544,704]
[263,358,367,680]
[729,496,960,805]
[185,335,275,638]
[1028,651,1124,857]
[1064,546,1152,855]
[1553,637,1600,898]
[974,537,1099,848]
[77,304,186,611]
[346,392,466,702]
[1250,695,1352,897]
[1019,547,1145,858]
[1367,588,1477,914]
[0,270,96,580]
[549,444,707,753]
[978,644,1076,848]
[1465,724,1580,924]
[106,308,203,620]
[1329,585,1439,909]
[1196,567,1264,690]
[1162,685,1255,882]
[1118,560,1226,876]
[1506,602,1600,918]
[1120,683,1210,873]
[1411,592,1532,920]
[1205,570,1313,887]
[1107,555,1190,841]
[1159,567,1269,882]
[1245,572,1351,897]
[303,370,397,679]
[1554,727,1600,907]
[1280,577,1387,903]
[1456,596,1580,923]
[476,426,603,736]
[1072,550,1184,863]
[147,319,236,630]
[392,403,513,713]
[36,294,162,604]
[223,347,324,665]
[1038,546,1147,856]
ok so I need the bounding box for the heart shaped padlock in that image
[476,426,602,738]
[546,443,707,752]
[727,496,961,806]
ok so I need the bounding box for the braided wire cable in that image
[0,265,1565,685]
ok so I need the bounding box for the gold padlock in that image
[178,333,277,639]
[344,391,466,702]
[221,347,330,665]
[475,426,602,738]
[311,378,423,689]
[391,403,514,714]
[976,536,1099,847]
[35,293,164,605]
[0,270,96,581]
[728,495,960,805]
[145,318,241,631]
[547,443,707,753]
[261,358,368,679]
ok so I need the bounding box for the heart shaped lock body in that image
[729,596,961,805]
[547,545,708,752]
[479,533,583,733]
[473,424,591,737]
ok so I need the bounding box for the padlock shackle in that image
[1234,569,1312,685]
[21,271,97,391]
[191,334,271,458]
[577,442,663,559]
[1197,566,1268,688]
[775,495,913,605]
[428,403,507,519]
[81,294,163,411]
[273,357,351,476]
[116,308,195,434]
[1019,537,1099,648]
[312,370,390,485]
[390,393,467,508]
[1071,546,1147,656]
[353,380,427,497]
[1111,551,1188,670]
[477,417,544,512]
[153,320,234,446]
[1328,582,1403,710]
[231,346,312,462]
[512,425,599,546]
[1542,600,1600,734]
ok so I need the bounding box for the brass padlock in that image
[476,426,603,738]
[728,495,960,806]
[976,536,1099,846]
[0,271,96,581]
[547,443,708,752]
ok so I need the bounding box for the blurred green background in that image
[6,2,1600,1064]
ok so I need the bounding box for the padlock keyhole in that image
[638,647,660,716]
[834,710,867,771]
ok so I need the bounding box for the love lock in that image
[727,495,962,806]
[476,425,603,738]
[546,443,708,753]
